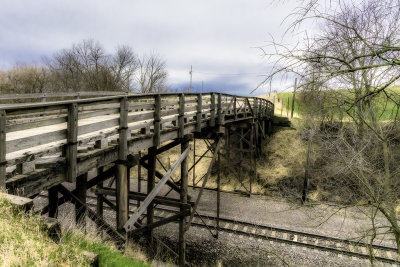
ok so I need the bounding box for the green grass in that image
[61,232,150,267]
[276,86,400,120]
[0,195,150,267]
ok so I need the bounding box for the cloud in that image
[0,0,297,93]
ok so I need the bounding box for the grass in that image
[0,195,151,267]
[268,86,400,121]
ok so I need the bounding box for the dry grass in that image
[0,196,90,266]
[0,195,151,267]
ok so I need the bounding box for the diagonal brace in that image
[124,145,191,232]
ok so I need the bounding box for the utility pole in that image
[189,65,192,93]
[291,78,297,118]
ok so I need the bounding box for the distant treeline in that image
[0,39,169,95]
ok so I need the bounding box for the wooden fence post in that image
[116,96,129,233]
[210,93,215,127]
[179,138,189,267]
[178,94,185,138]
[217,93,222,131]
[196,94,202,132]
[234,96,237,120]
[66,103,78,183]
[154,94,161,146]
[0,110,5,189]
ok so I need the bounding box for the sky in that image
[0,0,299,95]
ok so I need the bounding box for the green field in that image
[276,87,400,120]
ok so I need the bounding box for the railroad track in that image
[38,193,400,265]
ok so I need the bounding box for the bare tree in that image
[260,0,400,261]
[46,39,138,92]
[135,53,168,93]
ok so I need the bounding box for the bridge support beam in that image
[116,164,128,233]
[48,186,58,218]
[75,173,88,227]
[179,137,189,267]
[147,146,157,246]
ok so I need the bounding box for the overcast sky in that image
[0,0,298,95]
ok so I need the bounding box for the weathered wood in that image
[0,193,33,211]
[95,188,192,209]
[217,93,222,126]
[124,145,191,232]
[196,94,202,132]
[234,96,237,120]
[96,167,104,224]
[146,146,156,243]
[116,98,129,233]
[179,138,189,267]
[66,103,78,182]
[48,186,58,218]
[178,94,185,138]
[43,217,61,242]
[75,173,88,225]
[154,94,161,146]
[130,210,190,236]
[210,93,215,127]
[116,164,128,233]
[56,184,125,243]
[119,97,128,160]
[186,137,222,231]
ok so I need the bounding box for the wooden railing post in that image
[234,96,237,120]
[116,96,129,232]
[254,98,258,118]
[217,93,222,126]
[154,94,161,146]
[196,94,202,132]
[178,93,185,138]
[210,93,215,127]
[244,97,247,118]
[66,103,78,183]
[0,110,6,189]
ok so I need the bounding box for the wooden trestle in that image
[0,92,273,266]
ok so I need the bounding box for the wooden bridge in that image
[0,91,274,266]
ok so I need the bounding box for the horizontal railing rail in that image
[0,92,274,189]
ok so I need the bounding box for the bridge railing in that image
[0,92,273,187]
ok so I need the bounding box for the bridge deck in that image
[0,92,273,197]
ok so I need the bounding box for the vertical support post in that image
[225,126,230,163]
[147,146,156,245]
[244,98,247,118]
[234,96,237,120]
[96,167,104,233]
[117,97,129,233]
[179,138,189,267]
[210,93,215,127]
[48,186,58,218]
[216,138,221,239]
[75,173,88,226]
[178,93,185,138]
[66,103,78,183]
[193,138,196,186]
[196,94,202,132]
[0,110,6,189]
[154,94,161,146]
[217,93,222,127]
[281,98,284,116]
[254,98,258,118]
[250,124,254,196]
[137,151,142,208]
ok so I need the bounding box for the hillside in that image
[0,195,150,267]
